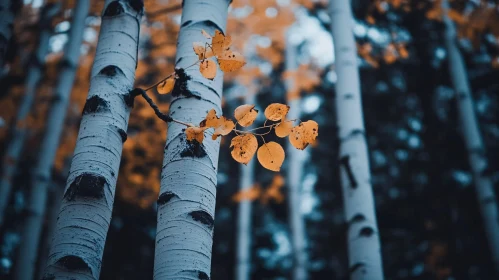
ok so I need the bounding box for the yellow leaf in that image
[217,50,246,72]
[289,120,319,150]
[212,117,235,140]
[234,104,258,127]
[157,76,175,94]
[200,59,217,80]
[257,142,285,172]
[264,103,290,121]
[201,109,221,128]
[230,134,258,164]
[185,126,207,143]
[201,29,212,39]
[212,30,232,56]
[193,42,214,60]
[275,120,293,138]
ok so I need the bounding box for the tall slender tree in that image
[442,0,499,272]
[153,0,230,279]
[285,35,308,280]
[15,1,89,279]
[329,0,384,279]
[235,94,256,280]
[43,0,143,278]
[0,2,60,227]
[0,0,18,72]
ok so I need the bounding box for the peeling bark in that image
[329,0,384,279]
[442,0,499,273]
[0,2,60,227]
[43,1,143,278]
[15,2,89,279]
[153,1,230,279]
[285,37,308,280]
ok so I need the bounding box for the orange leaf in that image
[185,126,207,143]
[217,50,246,72]
[230,134,258,164]
[232,184,261,202]
[193,42,214,60]
[212,118,235,140]
[212,30,232,56]
[200,59,217,80]
[257,142,285,172]
[157,76,175,94]
[264,103,290,121]
[275,120,293,138]
[234,104,258,127]
[201,109,220,128]
[289,120,319,150]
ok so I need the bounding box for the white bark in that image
[329,0,384,279]
[153,1,229,279]
[442,0,499,272]
[43,1,143,279]
[285,37,308,280]
[235,95,256,280]
[15,1,89,279]
[0,0,16,71]
[0,3,60,227]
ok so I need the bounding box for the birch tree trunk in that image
[235,95,256,280]
[0,0,17,72]
[442,0,499,272]
[329,0,384,279]
[285,37,307,280]
[153,1,230,279]
[42,1,143,279]
[15,1,89,279]
[0,3,60,227]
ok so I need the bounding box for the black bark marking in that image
[339,155,358,188]
[344,93,354,99]
[349,262,366,275]
[126,0,144,12]
[64,173,106,201]
[157,191,178,206]
[180,140,207,158]
[82,96,110,115]
[54,255,92,273]
[359,226,374,237]
[104,1,124,16]
[347,214,365,229]
[181,20,192,28]
[98,65,123,77]
[198,271,210,280]
[189,210,214,229]
[117,128,127,143]
[124,89,138,108]
[172,68,196,98]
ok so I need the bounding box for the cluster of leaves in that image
[156,29,246,94]
[185,103,318,172]
[232,175,285,204]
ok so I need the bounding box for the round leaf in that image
[234,104,258,127]
[230,134,258,164]
[212,117,235,140]
[185,127,206,143]
[257,142,285,172]
[217,50,246,72]
[275,120,293,138]
[289,120,319,150]
[264,103,290,121]
[157,76,175,94]
[200,59,217,80]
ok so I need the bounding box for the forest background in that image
[0,0,499,279]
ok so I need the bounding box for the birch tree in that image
[153,0,230,278]
[0,2,60,227]
[235,93,256,280]
[42,0,143,278]
[15,1,89,279]
[442,0,499,272]
[329,0,384,279]
[285,36,307,280]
